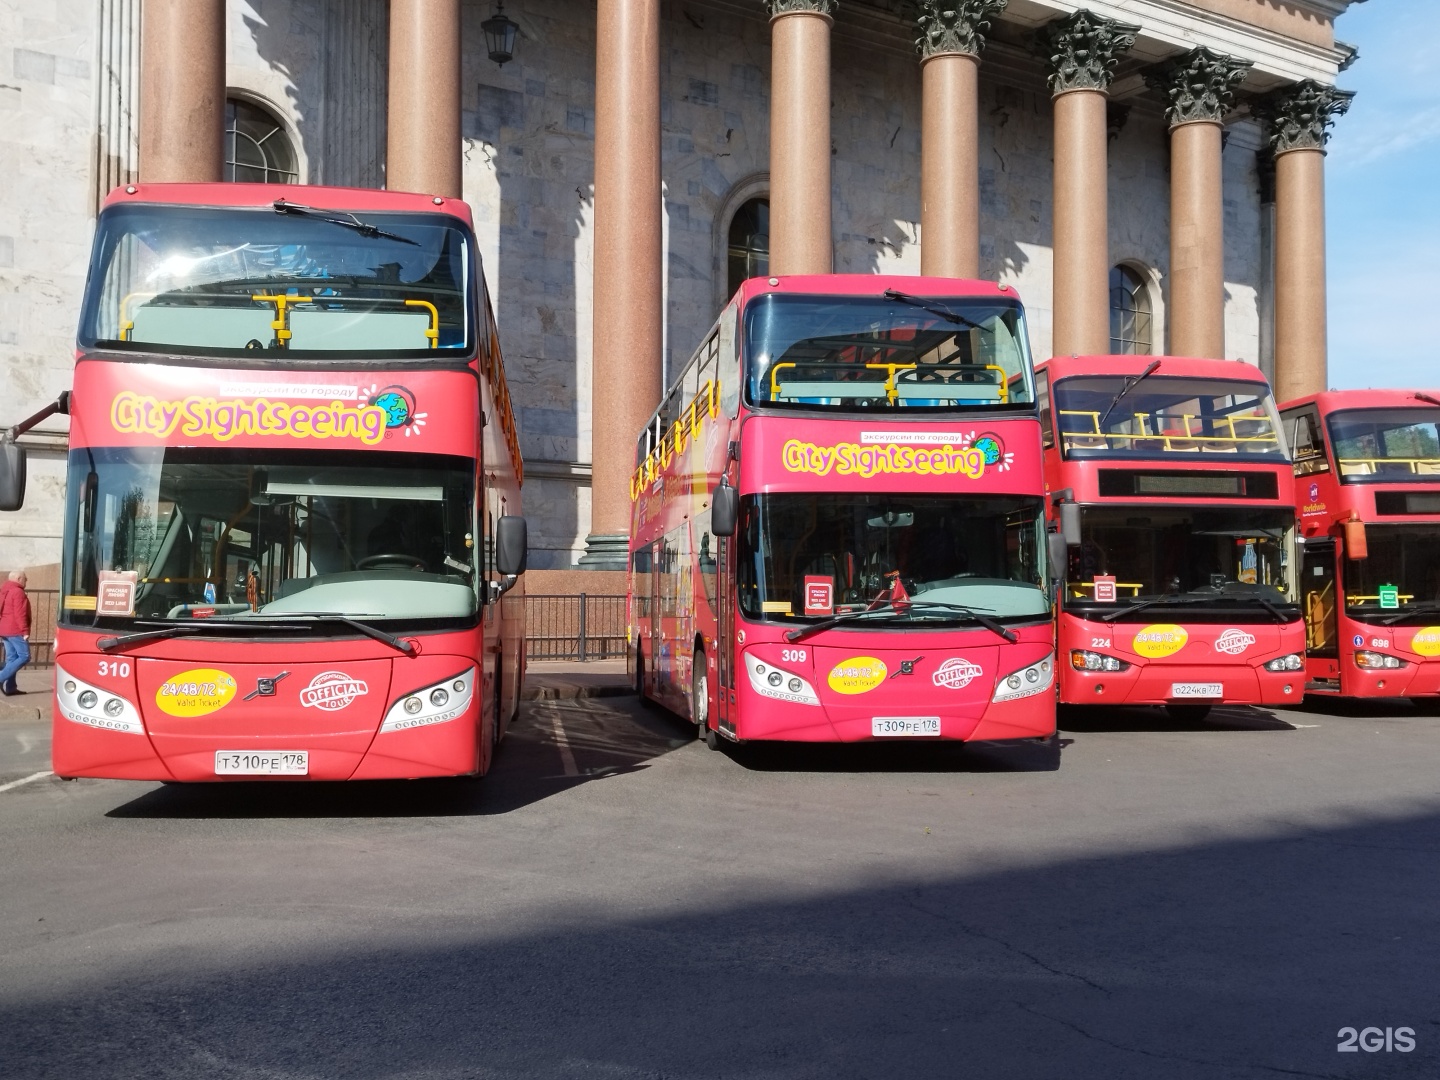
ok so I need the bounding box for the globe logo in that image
[972,434,1004,465]
[369,386,416,429]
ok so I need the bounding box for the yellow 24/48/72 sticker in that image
[154,668,239,717]
[1411,627,1440,657]
[1132,624,1188,659]
[828,656,888,695]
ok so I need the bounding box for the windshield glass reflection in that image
[61,448,478,628]
[737,493,1049,624]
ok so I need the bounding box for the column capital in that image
[764,0,836,18]
[1253,80,1355,154]
[1145,46,1252,127]
[1034,9,1138,95]
[914,0,1007,61]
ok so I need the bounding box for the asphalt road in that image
[1,690,1438,1079]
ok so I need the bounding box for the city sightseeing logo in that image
[781,430,1011,480]
[299,671,369,711]
[360,383,428,438]
[932,657,983,689]
[1214,629,1257,656]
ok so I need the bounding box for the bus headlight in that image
[1264,654,1304,672]
[1070,650,1131,673]
[1355,650,1406,670]
[993,654,1054,702]
[744,654,820,706]
[380,668,476,732]
[55,664,145,735]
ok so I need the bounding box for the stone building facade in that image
[0,0,1357,573]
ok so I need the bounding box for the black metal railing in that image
[525,593,626,661]
[25,589,627,667]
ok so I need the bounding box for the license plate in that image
[214,751,309,775]
[1170,683,1223,699]
[872,716,941,737]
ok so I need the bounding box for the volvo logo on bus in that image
[299,671,369,711]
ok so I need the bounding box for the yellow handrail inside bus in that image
[1337,457,1440,475]
[404,299,440,348]
[631,379,718,501]
[251,293,298,346]
[117,292,156,341]
[1345,593,1415,604]
[768,361,1008,404]
[1058,409,1280,452]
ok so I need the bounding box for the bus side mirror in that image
[1047,531,1069,582]
[495,515,528,576]
[712,481,738,537]
[0,443,25,512]
[1059,501,1082,547]
[1344,516,1368,561]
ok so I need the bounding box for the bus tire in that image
[635,650,648,704]
[692,648,708,742]
[705,723,723,751]
[1165,703,1212,724]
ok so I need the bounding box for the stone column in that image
[581,0,662,570]
[766,0,835,276]
[915,0,1007,279]
[1146,48,1251,359]
[1254,81,1354,402]
[386,0,462,198]
[1256,149,1277,386]
[138,0,224,182]
[1036,11,1137,358]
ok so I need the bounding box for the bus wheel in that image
[635,651,646,702]
[705,723,723,751]
[1165,703,1212,724]
[692,649,708,742]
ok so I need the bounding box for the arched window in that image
[726,198,770,297]
[1109,264,1153,354]
[225,97,298,184]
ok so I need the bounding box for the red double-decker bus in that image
[629,275,1056,748]
[1279,389,1440,702]
[1038,355,1305,720]
[0,183,528,782]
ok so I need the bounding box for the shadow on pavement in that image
[725,735,1066,773]
[1059,703,1295,734]
[8,808,1440,1078]
[1298,694,1439,720]
[105,696,689,820]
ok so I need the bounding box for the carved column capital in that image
[1034,9,1138,95]
[1145,46,1252,127]
[914,0,1007,60]
[1253,80,1355,154]
[764,0,837,17]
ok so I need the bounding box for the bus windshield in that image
[1067,506,1297,612]
[1343,525,1440,618]
[61,447,478,628]
[1053,375,1285,460]
[78,204,473,358]
[737,493,1049,624]
[744,294,1034,410]
[1327,408,1440,483]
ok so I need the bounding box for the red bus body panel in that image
[1041,355,1306,709]
[1281,389,1440,700]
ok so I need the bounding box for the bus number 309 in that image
[781,649,807,664]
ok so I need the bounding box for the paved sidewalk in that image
[0,665,54,724]
[522,658,631,701]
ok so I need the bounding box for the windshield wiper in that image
[1096,358,1162,431]
[97,625,205,652]
[786,599,1017,644]
[1099,592,1294,623]
[1381,602,1440,625]
[273,199,420,246]
[250,612,417,655]
[1415,392,1440,408]
[882,289,983,330]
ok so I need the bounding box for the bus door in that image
[1302,539,1339,686]
[717,535,736,737]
